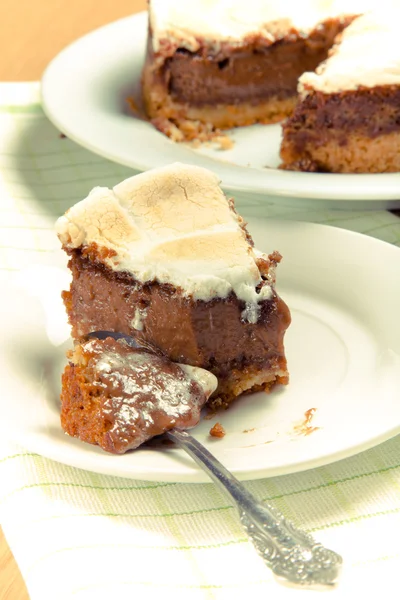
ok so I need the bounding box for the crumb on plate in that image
[209,422,226,438]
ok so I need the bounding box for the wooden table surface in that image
[0,3,146,597]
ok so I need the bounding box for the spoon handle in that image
[166,429,342,588]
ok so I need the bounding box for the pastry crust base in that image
[280,131,400,173]
[142,61,296,141]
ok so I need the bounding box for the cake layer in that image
[282,86,400,141]
[280,86,400,173]
[63,250,290,405]
[61,337,217,453]
[165,20,348,107]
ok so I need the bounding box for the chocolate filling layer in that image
[282,86,400,149]
[63,251,291,383]
[165,20,349,106]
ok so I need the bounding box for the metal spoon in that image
[86,331,342,588]
[167,428,342,589]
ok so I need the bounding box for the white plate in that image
[41,13,400,209]
[2,218,400,483]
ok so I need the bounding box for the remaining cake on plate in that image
[61,336,217,453]
[142,0,361,141]
[280,11,400,173]
[56,163,291,413]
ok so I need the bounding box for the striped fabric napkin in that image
[1,83,400,599]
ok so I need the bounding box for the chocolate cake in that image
[56,163,291,410]
[142,0,360,141]
[280,11,400,173]
[61,336,217,453]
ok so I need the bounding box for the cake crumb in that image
[243,428,255,433]
[204,410,215,420]
[294,408,320,436]
[213,135,234,151]
[209,422,226,438]
[152,117,185,142]
[279,157,321,172]
[127,96,149,121]
[127,96,140,115]
[151,115,234,150]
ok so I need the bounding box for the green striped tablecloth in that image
[1,83,400,599]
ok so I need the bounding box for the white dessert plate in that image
[2,218,400,483]
[41,12,400,209]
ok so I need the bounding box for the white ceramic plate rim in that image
[41,12,400,205]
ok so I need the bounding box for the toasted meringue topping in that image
[56,163,273,309]
[149,0,380,55]
[299,10,400,94]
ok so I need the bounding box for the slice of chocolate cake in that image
[61,336,217,453]
[280,11,400,173]
[142,0,359,142]
[56,163,291,409]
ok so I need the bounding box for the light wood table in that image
[0,3,146,597]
